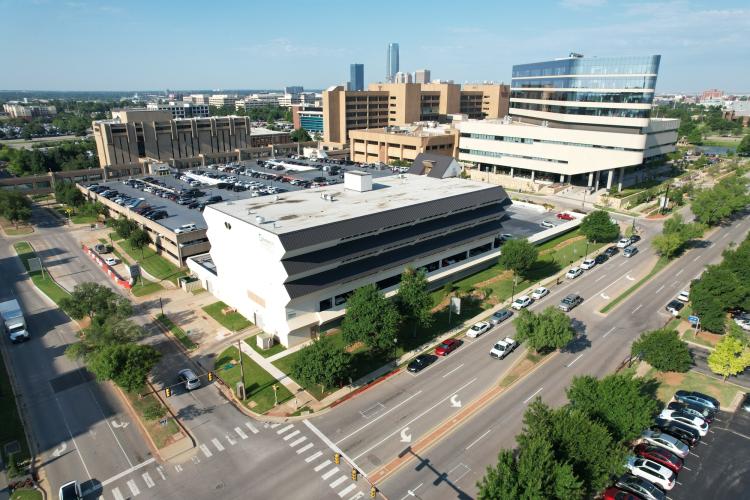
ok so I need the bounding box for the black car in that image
[604,246,619,257]
[187,201,200,209]
[652,418,700,446]
[614,474,666,500]
[207,195,223,203]
[407,354,435,373]
[630,234,642,244]
[594,253,608,265]
[667,401,715,423]
[666,300,684,316]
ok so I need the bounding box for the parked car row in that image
[603,390,720,500]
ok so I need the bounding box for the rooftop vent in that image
[344,171,373,192]
[255,215,266,224]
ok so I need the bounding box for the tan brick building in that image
[348,124,458,164]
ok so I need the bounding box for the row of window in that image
[511,76,657,90]
[510,90,654,104]
[459,133,643,152]
[459,148,568,164]
[512,56,660,78]
[511,102,651,119]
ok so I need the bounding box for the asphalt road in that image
[691,346,750,389]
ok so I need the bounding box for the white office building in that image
[458,54,679,191]
[146,101,209,119]
[189,172,510,347]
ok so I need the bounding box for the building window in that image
[319,298,333,311]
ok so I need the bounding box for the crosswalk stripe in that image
[127,479,140,497]
[211,438,225,451]
[269,423,281,429]
[321,468,339,480]
[199,444,213,458]
[314,460,332,472]
[349,491,366,500]
[156,466,167,481]
[283,430,301,441]
[276,424,294,434]
[246,421,260,434]
[330,476,347,489]
[289,436,307,447]
[296,443,314,454]
[305,450,323,463]
[142,472,155,488]
[235,426,248,440]
[174,464,183,473]
[225,434,237,446]
[112,487,124,500]
[338,484,357,497]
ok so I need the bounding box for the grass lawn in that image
[109,231,123,242]
[126,391,181,449]
[215,346,293,413]
[130,279,164,297]
[246,336,286,358]
[118,238,186,284]
[601,257,669,313]
[646,368,741,408]
[0,217,34,236]
[13,241,72,309]
[10,489,42,500]
[203,301,252,332]
[0,355,30,464]
[682,329,720,349]
[156,314,196,350]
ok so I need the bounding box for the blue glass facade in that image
[300,114,323,133]
[349,64,364,91]
[512,56,660,78]
[387,43,399,81]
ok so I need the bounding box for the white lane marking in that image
[676,269,684,276]
[692,255,701,262]
[277,424,294,435]
[99,458,157,487]
[314,459,332,472]
[269,423,280,429]
[689,452,700,458]
[52,396,92,480]
[235,427,248,440]
[339,483,358,497]
[296,442,314,454]
[283,429,301,441]
[126,479,140,497]
[632,304,642,313]
[466,429,493,450]
[156,466,166,481]
[683,466,692,471]
[289,436,307,447]
[199,444,213,458]
[721,233,728,239]
[322,468,340,480]
[335,390,423,444]
[349,492,366,500]
[448,463,471,482]
[523,387,543,404]
[360,402,385,419]
[595,274,608,282]
[142,472,155,488]
[626,274,635,281]
[245,421,259,434]
[655,285,665,294]
[351,377,479,461]
[442,363,465,378]
[306,450,323,463]
[211,438,225,451]
[603,327,616,338]
[112,487,124,500]
[566,354,583,368]
[330,476,348,488]
[225,434,237,446]
[619,261,628,267]
[400,483,424,500]
[305,420,370,480]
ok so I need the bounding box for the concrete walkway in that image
[238,340,304,395]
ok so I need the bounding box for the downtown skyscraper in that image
[348,63,364,91]
[386,42,399,82]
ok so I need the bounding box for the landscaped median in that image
[600,256,669,313]
[13,241,71,308]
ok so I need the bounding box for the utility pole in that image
[237,340,245,399]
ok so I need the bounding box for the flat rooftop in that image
[207,173,500,235]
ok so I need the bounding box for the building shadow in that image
[397,446,472,500]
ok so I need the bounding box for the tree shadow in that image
[175,403,215,421]
[562,334,592,354]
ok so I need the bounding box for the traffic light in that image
[334,452,340,464]
[165,387,172,398]
[351,468,358,481]
[370,486,377,498]
[207,371,214,382]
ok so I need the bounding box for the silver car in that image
[639,429,689,458]
[178,369,201,390]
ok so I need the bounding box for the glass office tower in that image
[386,43,399,83]
[349,63,364,91]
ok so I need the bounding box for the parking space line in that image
[211,438,225,451]
[235,426,248,440]
[322,468,339,480]
[330,476,348,488]
[283,430,301,441]
[199,444,213,458]
[683,466,691,471]
[142,472,155,488]
[338,484,357,497]
[126,479,140,497]
[314,459,332,472]
[306,450,323,463]
[689,452,700,457]
[442,363,464,378]
[111,487,124,500]
[296,442,314,454]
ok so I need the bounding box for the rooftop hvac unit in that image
[255,215,265,224]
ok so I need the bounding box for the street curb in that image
[329,368,401,409]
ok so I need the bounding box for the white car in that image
[466,321,491,338]
[530,287,549,300]
[104,257,119,266]
[511,295,532,310]
[659,409,708,436]
[616,237,632,248]
[565,267,583,279]
[639,429,689,458]
[625,456,676,491]
[580,258,596,270]
[677,290,690,302]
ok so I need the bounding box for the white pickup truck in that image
[489,337,517,360]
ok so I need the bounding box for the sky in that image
[1,0,748,93]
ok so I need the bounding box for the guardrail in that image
[81,243,133,289]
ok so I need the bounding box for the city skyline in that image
[0,0,748,93]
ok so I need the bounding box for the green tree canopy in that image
[653,213,705,259]
[290,337,351,392]
[59,282,132,321]
[498,238,538,278]
[113,218,139,240]
[514,307,576,353]
[579,210,619,243]
[708,335,750,381]
[290,127,312,142]
[128,228,151,257]
[397,267,433,332]
[691,265,748,332]
[631,328,692,372]
[341,284,401,352]
[737,134,750,155]
[87,343,161,393]
[54,180,85,207]
[0,190,32,228]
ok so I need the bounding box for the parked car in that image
[623,246,639,258]
[559,294,583,312]
[540,220,556,228]
[658,409,708,436]
[665,300,684,316]
[566,267,583,279]
[580,258,596,270]
[624,456,675,491]
[651,419,701,447]
[530,287,549,300]
[674,390,720,411]
[407,354,435,373]
[104,257,119,266]
[59,480,82,500]
[604,246,619,257]
[602,486,642,500]
[633,443,684,473]
[489,309,513,325]
[630,234,642,244]
[556,212,575,221]
[639,429,689,458]
[667,401,715,423]
[466,321,491,338]
[677,290,690,302]
[617,238,632,248]
[594,254,609,265]
[614,474,667,500]
[511,295,532,310]
[178,368,201,390]
[435,338,460,356]
[489,337,517,360]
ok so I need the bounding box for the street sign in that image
[450,297,461,315]
[688,315,699,325]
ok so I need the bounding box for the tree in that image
[66,317,146,360]
[691,265,747,332]
[631,328,692,372]
[498,238,538,278]
[652,232,684,259]
[290,337,351,392]
[708,335,750,381]
[738,134,750,156]
[686,129,703,145]
[566,374,659,443]
[113,218,138,240]
[514,307,576,353]
[87,343,161,393]
[54,180,85,207]
[653,213,705,259]
[59,282,132,321]
[0,190,32,228]
[128,228,151,258]
[341,284,401,352]
[579,210,619,243]
[397,267,433,336]
[289,127,311,142]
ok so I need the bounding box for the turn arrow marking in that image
[52,442,67,457]
[111,419,129,429]
[600,293,610,300]
[400,427,412,443]
[450,394,462,408]
[626,275,635,281]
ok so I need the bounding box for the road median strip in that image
[600,256,670,314]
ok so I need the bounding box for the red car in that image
[556,212,575,220]
[602,487,641,500]
[435,338,460,356]
[633,443,684,473]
